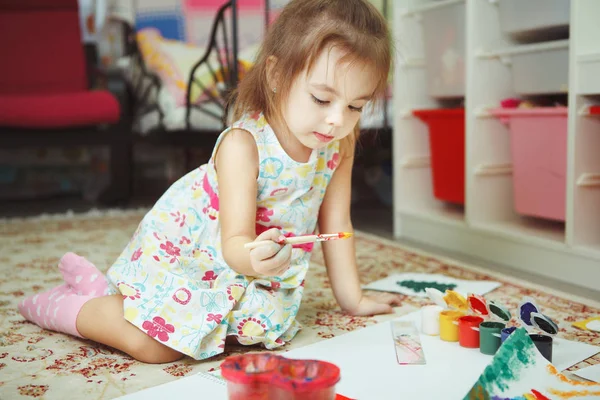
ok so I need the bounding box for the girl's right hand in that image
[249,228,292,277]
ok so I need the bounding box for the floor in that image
[2,173,598,302]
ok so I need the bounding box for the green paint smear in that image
[397,280,457,293]
[463,328,537,399]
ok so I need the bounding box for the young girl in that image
[18,0,400,364]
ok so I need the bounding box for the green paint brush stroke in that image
[397,280,457,293]
[463,328,538,399]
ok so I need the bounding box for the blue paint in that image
[519,302,538,326]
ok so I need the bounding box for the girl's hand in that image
[349,293,403,316]
[249,228,292,277]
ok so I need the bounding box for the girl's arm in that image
[318,139,402,316]
[216,129,291,277]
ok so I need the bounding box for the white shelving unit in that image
[392,0,600,295]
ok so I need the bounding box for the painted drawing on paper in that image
[363,273,501,298]
[464,328,600,400]
[391,321,426,365]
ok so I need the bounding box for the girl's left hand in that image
[350,293,403,316]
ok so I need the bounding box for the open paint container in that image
[221,353,341,400]
[479,300,512,355]
[425,288,474,343]
[425,288,466,341]
[508,297,559,362]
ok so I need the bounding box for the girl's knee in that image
[127,333,184,364]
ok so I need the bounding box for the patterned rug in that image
[1,209,599,399]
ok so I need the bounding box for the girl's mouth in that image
[313,132,334,142]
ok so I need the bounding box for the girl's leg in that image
[18,252,183,364]
[76,294,184,364]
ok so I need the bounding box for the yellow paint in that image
[523,394,536,400]
[444,290,469,311]
[572,316,600,332]
[439,310,464,342]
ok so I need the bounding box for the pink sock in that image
[58,252,110,297]
[18,284,94,338]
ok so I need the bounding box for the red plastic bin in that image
[413,108,465,205]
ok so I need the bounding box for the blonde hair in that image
[230,0,392,155]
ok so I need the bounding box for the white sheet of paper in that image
[115,311,599,400]
[116,371,227,400]
[363,273,501,297]
[573,363,600,383]
[283,311,600,400]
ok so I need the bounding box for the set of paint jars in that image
[221,353,340,400]
[421,290,558,361]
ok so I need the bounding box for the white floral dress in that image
[106,112,341,360]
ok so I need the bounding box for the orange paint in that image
[548,389,600,399]
[546,365,600,387]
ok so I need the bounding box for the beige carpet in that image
[1,209,599,399]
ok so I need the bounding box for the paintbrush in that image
[244,232,353,249]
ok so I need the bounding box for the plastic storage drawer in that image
[490,107,567,221]
[497,0,570,42]
[413,108,465,205]
[510,41,569,95]
[421,1,466,98]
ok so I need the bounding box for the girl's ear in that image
[266,55,279,91]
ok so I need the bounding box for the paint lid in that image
[443,290,468,311]
[425,288,448,309]
[517,297,540,328]
[531,312,559,336]
[487,300,511,322]
[467,294,489,316]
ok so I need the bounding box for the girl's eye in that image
[349,105,363,112]
[311,95,329,105]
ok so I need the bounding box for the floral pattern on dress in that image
[105,113,340,360]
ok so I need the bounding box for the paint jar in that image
[529,334,553,363]
[501,326,517,343]
[479,321,505,355]
[458,315,484,348]
[421,305,444,335]
[269,359,340,400]
[221,353,279,400]
[439,310,465,342]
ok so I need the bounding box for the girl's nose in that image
[326,107,344,127]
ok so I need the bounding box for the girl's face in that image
[280,46,377,152]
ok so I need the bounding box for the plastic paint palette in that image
[220,353,341,400]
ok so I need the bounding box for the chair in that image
[0,0,133,205]
[125,0,240,171]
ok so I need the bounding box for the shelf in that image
[397,203,465,226]
[392,0,600,294]
[576,53,600,95]
[478,39,569,60]
[572,244,600,261]
[472,217,566,249]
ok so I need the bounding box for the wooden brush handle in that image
[243,235,318,249]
